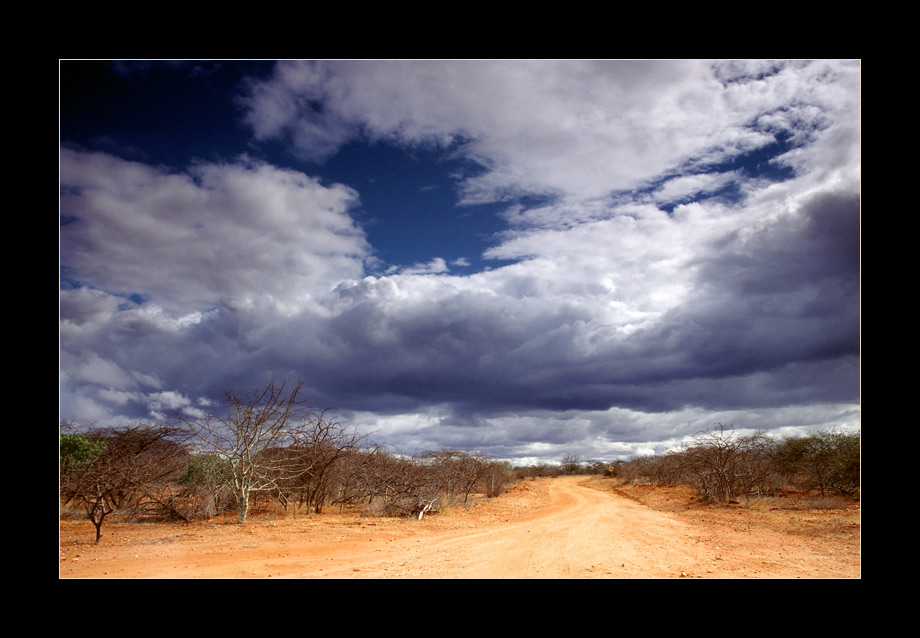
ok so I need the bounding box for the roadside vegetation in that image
[603,424,859,506]
[60,380,858,542]
[60,380,514,542]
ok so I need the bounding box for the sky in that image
[59,60,861,464]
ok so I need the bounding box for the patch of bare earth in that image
[596,479,860,578]
[60,476,859,578]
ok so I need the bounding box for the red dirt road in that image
[59,476,859,578]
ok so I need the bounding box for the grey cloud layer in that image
[60,60,860,460]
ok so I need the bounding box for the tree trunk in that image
[238,492,250,523]
[92,517,104,542]
[86,497,111,542]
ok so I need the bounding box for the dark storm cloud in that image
[670,190,860,376]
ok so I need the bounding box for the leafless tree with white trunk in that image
[174,379,353,523]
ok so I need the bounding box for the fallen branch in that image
[418,499,438,520]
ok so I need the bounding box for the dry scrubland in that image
[60,383,860,578]
[60,475,859,578]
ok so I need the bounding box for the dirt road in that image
[59,476,859,578]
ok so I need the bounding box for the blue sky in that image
[60,60,861,463]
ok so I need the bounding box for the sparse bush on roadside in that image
[175,453,236,519]
[61,417,521,535]
[775,430,860,498]
[614,425,859,506]
[481,460,514,497]
[60,423,192,541]
[616,455,659,484]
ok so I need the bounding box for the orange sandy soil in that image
[59,475,860,579]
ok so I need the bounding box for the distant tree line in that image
[609,424,860,503]
[60,380,514,542]
[512,454,612,480]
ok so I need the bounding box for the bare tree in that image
[679,424,744,503]
[675,425,780,503]
[60,424,190,541]
[270,409,369,514]
[345,449,444,519]
[320,445,384,513]
[174,379,330,523]
[424,448,493,504]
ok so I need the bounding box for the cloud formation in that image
[60,60,860,462]
[61,149,369,314]
[240,60,856,202]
